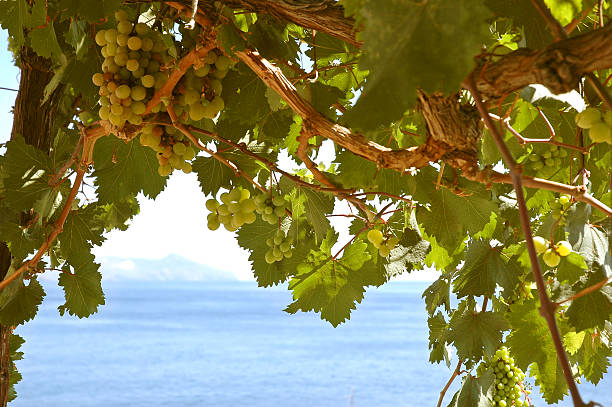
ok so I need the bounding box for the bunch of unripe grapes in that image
[206,188,257,232]
[526,145,567,172]
[170,50,230,122]
[550,194,572,223]
[139,125,196,176]
[476,347,530,407]
[575,107,612,144]
[533,236,572,267]
[366,229,399,257]
[92,10,171,127]
[254,194,290,224]
[265,230,294,264]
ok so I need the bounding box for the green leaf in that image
[29,22,63,61]
[0,135,54,213]
[485,0,554,48]
[92,136,167,203]
[448,310,509,361]
[566,266,612,331]
[416,179,498,248]
[448,373,493,407]
[57,0,121,22]
[453,240,521,298]
[577,329,611,384]
[423,276,451,315]
[0,277,45,326]
[556,252,588,284]
[237,218,314,287]
[544,0,583,25]
[286,232,375,326]
[506,299,568,403]
[0,0,46,48]
[59,205,106,263]
[301,188,334,241]
[58,255,105,318]
[345,0,491,129]
[192,156,234,196]
[223,64,270,126]
[8,333,25,402]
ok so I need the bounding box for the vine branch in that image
[464,76,587,407]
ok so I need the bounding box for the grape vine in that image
[0,1,611,406]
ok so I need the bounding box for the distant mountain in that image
[97,255,238,281]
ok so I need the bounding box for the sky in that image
[0,29,437,282]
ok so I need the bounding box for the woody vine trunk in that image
[0,46,64,407]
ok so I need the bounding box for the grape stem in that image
[554,275,612,309]
[436,359,463,407]
[165,104,267,193]
[465,74,588,407]
[489,113,592,154]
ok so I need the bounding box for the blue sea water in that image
[11,281,612,407]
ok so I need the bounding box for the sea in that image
[11,281,612,407]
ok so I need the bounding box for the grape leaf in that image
[192,156,234,196]
[58,254,105,318]
[29,23,63,61]
[485,0,553,48]
[57,0,121,22]
[301,188,334,240]
[92,137,166,203]
[566,266,612,331]
[506,299,568,403]
[286,233,374,326]
[423,277,451,315]
[345,0,491,129]
[556,252,588,284]
[236,218,314,287]
[0,135,54,213]
[58,205,106,263]
[223,64,270,126]
[448,309,509,361]
[0,0,46,48]
[577,329,612,385]
[453,240,521,298]
[448,373,494,407]
[0,277,45,326]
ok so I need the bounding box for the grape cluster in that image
[366,229,399,257]
[550,194,572,223]
[476,347,530,407]
[254,194,290,224]
[92,10,171,127]
[576,107,612,144]
[170,50,230,122]
[533,236,572,267]
[265,230,294,264]
[139,125,196,176]
[526,145,567,172]
[206,188,257,232]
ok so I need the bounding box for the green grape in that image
[116,33,129,47]
[126,59,140,71]
[543,248,561,267]
[189,103,207,121]
[104,29,118,45]
[205,51,217,64]
[141,74,155,88]
[367,229,383,247]
[98,105,110,120]
[127,36,142,51]
[532,236,548,255]
[131,86,146,101]
[95,30,107,46]
[575,107,602,129]
[92,73,105,86]
[114,53,129,66]
[131,101,146,115]
[555,240,572,257]
[588,122,612,143]
[115,84,131,99]
[115,9,129,21]
[184,89,200,105]
[194,65,210,77]
[182,162,192,174]
[141,37,154,52]
[215,55,231,71]
[117,20,133,35]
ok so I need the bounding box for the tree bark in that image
[0,46,64,407]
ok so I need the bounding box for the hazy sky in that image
[0,29,437,282]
